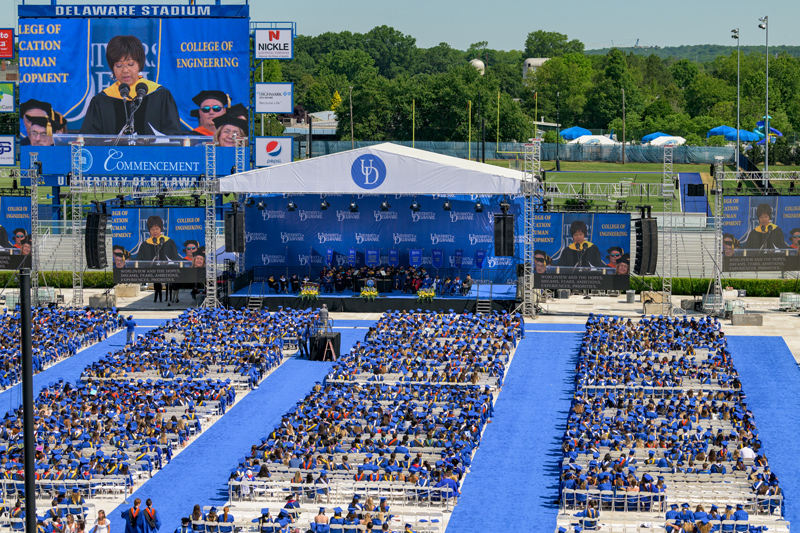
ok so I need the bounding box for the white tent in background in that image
[219,143,527,195]
[648,135,686,146]
[567,135,618,145]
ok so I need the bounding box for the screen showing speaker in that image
[0,196,32,270]
[722,196,800,272]
[532,212,630,291]
[110,207,205,284]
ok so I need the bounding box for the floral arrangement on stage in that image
[360,287,378,300]
[300,286,319,301]
[417,288,435,303]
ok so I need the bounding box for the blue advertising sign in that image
[365,249,380,268]
[18,8,249,163]
[347,248,357,267]
[21,145,243,182]
[409,249,422,268]
[388,249,399,267]
[473,249,482,269]
[110,207,205,284]
[533,213,630,290]
[431,249,443,269]
[723,195,800,272]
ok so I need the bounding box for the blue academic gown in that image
[142,507,162,533]
[121,507,143,533]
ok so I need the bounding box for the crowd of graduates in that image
[325,310,521,386]
[559,314,784,532]
[218,309,520,532]
[0,307,318,511]
[0,307,121,389]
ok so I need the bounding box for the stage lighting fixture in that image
[442,200,452,211]
[349,199,359,213]
[321,197,330,210]
[34,160,42,174]
[410,198,420,212]
[246,197,255,207]
[474,200,484,213]
[257,201,266,211]
[191,193,201,208]
[380,200,391,211]
[287,200,297,211]
[156,193,165,207]
[616,199,626,212]
[542,198,550,212]
[499,200,510,214]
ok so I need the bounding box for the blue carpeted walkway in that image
[678,173,711,215]
[0,321,164,415]
[728,335,800,526]
[106,320,373,532]
[447,331,580,533]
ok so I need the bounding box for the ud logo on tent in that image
[350,154,387,190]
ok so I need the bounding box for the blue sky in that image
[3,0,799,51]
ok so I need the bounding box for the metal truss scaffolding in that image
[234,137,247,277]
[203,142,219,308]
[661,146,674,315]
[68,142,221,308]
[70,143,84,308]
[522,141,541,318]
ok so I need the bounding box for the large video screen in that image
[18,5,249,180]
[0,197,32,270]
[533,213,631,291]
[723,196,800,272]
[111,207,205,284]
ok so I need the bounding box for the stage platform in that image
[228,284,519,313]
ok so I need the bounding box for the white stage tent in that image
[218,143,527,195]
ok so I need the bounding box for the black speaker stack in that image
[224,211,245,253]
[634,217,658,275]
[493,214,515,257]
[85,212,109,269]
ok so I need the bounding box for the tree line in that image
[260,28,800,152]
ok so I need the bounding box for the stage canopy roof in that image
[218,143,527,195]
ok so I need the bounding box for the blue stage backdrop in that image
[110,206,205,284]
[723,195,800,272]
[533,212,631,290]
[243,195,524,284]
[0,197,32,270]
[18,5,249,183]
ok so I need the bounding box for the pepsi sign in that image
[255,137,293,167]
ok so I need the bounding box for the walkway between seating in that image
[678,172,710,215]
[728,335,800,526]
[106,325,368,533]
[0,319,164,414]
[446,331,581,533]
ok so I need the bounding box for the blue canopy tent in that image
[642,131,670,143]
[707,125,736,138]
[725,130,760,142]
[559,126,592,140]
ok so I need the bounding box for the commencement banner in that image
[722,196,800,272]
[243,195,524,284]
[18,4,249,177]
[0,197,32,270]
[533,213,630,291]
[110,207,205,284]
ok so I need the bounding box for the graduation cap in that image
[190,90,231,117]
[21,99,53,119]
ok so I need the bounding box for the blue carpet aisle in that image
[107,324,371,533]
[447,331,581,533]
[0,320,164,414]
[728,336,800,527]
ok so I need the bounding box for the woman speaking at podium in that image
[80,35,181,136]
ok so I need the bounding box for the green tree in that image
[525,52,593,126]
[317,48,376,81]
[414,42,465,75]
[670,59,699,90]
[362,25,417,78]
[524,30,584,58]
[683,72,734,117]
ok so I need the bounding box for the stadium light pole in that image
[731,28,740,177]
[759,16,768,177]
[349,86,354,150]
[556,91,560,171]
[621,87,626,165]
